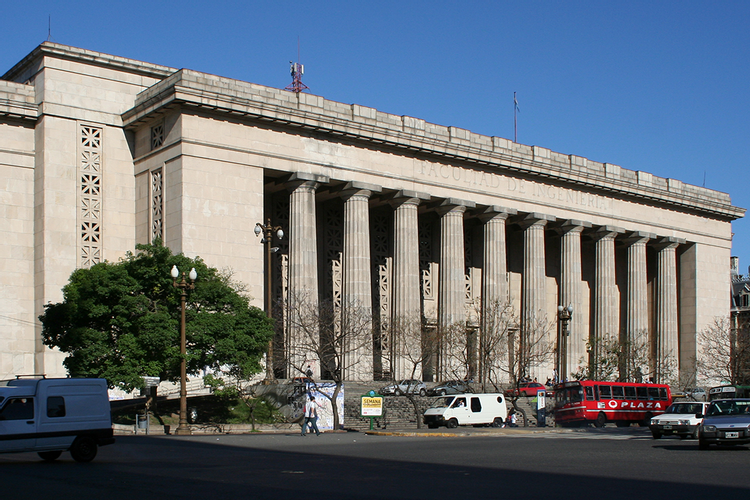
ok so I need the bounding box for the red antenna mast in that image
[285,38,309,93]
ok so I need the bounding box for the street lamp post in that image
[557,304,573,383]
[171,264,197,436]
[254,219,284,382]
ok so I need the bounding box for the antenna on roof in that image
[47,15,51,41]
[284,37,309,93]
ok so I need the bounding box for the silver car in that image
[379,379,427,396]
[698,399,750,449]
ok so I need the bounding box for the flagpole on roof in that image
[514,92,519,143]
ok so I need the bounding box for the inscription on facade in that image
[417,161,610,211]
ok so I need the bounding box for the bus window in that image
[599,385,612,399]
[647,387,659,400]
[585,386,595,401]
[658,388,668,400]
[612,386,624,399]
[624,386,636,399]
[636,387,648,400]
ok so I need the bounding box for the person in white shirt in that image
[301,395,321,436]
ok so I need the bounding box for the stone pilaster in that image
[389,190,428,379]
[654,237,681,383]
[340,182,381,381]
[519,213,555,377]
[437,199,474,379]
[591,226,624,378]
[558,220,588,380]
[287,173,327,377]
[623,231,652,381]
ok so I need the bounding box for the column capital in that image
[622,231,656,246]
[590,225,625,241]
[556,219,591,235]
[478,205,517,223]
[518,212,555,230]
[435,198,475,216]
[653,236,685,251]
[387,190,430,209]
[339,181,382,201]
[285,172,329,192]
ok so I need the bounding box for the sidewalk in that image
[114,422,569,437]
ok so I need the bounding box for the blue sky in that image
[3,1,749,267]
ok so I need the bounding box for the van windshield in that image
[430,396,456,408]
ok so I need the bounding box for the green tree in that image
[40,241,273,392]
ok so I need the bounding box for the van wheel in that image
[395,388,403,396]
[70,437,98,463]
[594,412,606,428]
[446,418,458,429]
[492,417,503,428]
[38,451,62,462]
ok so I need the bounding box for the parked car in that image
[649,401,709,439]
[699,398,750,449]
[427,380,474,396]
[506,382,547,397]
[380,379,427,396]
[687,387,707,401]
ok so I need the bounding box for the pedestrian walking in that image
[301,395,321,436]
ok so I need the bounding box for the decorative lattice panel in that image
[151,123,164,150]
[80,125,102,267]
[371,211,392,365]
[419,220,434,300]
[151,169,163,242]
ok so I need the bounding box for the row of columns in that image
[282,173,684,382]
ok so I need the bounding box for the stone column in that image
[623,232,652,381]
[591,226,623,379]
[437,198,475,380]
[654,237,681,383]
[519,213,554,378]
[558,220,588,381]
[341,182,381,381]
[287,173,327,377]
[478,206,516,384]
[390,191,428,379]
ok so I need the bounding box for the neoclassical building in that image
[0,43,744,385]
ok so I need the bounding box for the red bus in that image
[554,380,672,427]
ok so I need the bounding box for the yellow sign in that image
[361,396,383,417]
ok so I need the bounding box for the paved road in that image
[1,427,748,499]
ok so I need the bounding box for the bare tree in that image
[698,315,750,386]
[388,313,436,429]
[476,297,518,392]
[515,310,556,385]
[285,293,374,430]
[575,332,677,385]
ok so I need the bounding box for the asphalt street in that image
[1,427,748,499]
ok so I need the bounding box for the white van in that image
[423,393,508,429]
[0,377,115,462]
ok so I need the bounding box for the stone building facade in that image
[0,43,744,384]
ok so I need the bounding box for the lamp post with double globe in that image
[171,264,197,435]
[557,304,573,383]
[254,219,284,382]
